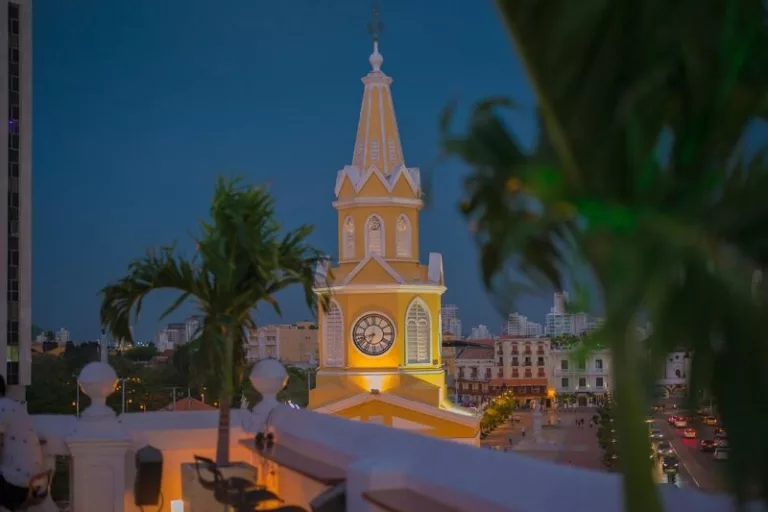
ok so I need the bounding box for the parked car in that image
[699,439,717,452]
[657,441,674,457]
[662,456,680,473]
[714,447,730,460]
[683,428,697,439]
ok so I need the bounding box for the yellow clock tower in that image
[309,31,479,445]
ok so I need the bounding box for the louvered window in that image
[371,139,379,161]
[388,139,397,163]
[395,215,411,257]
[366,216,384,256]
[323,301,344,367]
[406,300,430,364]
[343,217,355,259]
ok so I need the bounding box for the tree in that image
[443,0,768,509]
[99,177,324,466]
[122,344,159,362]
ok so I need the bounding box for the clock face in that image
[353,313,395,356]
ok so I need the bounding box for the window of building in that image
[343,217,355,259]
[524,357,531,366]
[388,139,397,163]
[561,378,569,388]
[395,215,411,257]
[370,139,379,161]
[405,299,430,364]
[596,377,604,388]
[537,357,544,366]
[366,215,384,256]
[578,377,586,388]
[512,369,519,378]
[512,357,519,366]
[485,368,491,379]
[323,301,344,367]
[595,359,603,370]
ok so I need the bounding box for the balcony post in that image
[65,362,131,512]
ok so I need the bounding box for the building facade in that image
[441,304,462,339]
[0,0,31,397]
[467,324,492,340]
[308,35,478,444]
[245,321,318,366]
[551,346,611,406]
[453,346,495,406]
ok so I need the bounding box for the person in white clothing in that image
[0,375,44,511]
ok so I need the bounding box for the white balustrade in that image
[21,358,743,512]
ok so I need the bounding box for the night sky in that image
[31,1,766,341]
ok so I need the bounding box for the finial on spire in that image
[367,1,384,43]
[367,1,384,71]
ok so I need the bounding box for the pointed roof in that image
[351,41,405,177]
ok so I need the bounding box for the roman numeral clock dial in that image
[353,313,395,356]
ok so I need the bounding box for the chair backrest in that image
[20,469,52,508]
[193,455,222,492]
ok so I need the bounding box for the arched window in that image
[366,215,385,257]
[405,299,431,364]
[323,301,344,367]
[395,214,411,258]
[343,217,355,259]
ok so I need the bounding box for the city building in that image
[502,312,543,337]
[1,0,32,398]
[54,327,70,344]
[467,324,492,340]
[184,315,200,343]
[492,337,553,405]
[657,350,690,400]
[244,321,318,366]
[545,292,592,336]
[441,303,462,339]
[453,345,495,406]
[153,322,186,352]
[308,34,478,443]
[551,341,611,406]
[526,321,543,337]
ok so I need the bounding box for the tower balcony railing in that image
[25,359,735,512]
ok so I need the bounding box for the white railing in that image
[26,359,739,512]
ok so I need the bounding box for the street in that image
[479,407,719,491]
[655,413,726,493]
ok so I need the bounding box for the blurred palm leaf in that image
[100,177,325,465]
[444,0,768,509]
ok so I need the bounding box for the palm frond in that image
[100,246,204,343]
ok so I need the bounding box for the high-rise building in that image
[441,304,462,339]
[1,0,32,398]
[468,324,492,340]
[184,315,201,343]
[54,327,70,344]
[503,313,527,336]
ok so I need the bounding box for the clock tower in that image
[309,25,479,444]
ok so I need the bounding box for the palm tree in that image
[100,177,326,466]
[443,1,768,509]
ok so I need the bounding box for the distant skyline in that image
[31,1,766,341]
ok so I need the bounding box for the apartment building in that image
[245,321,318,366]
[551,345,611,406]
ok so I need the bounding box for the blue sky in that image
[32,1,555,340]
